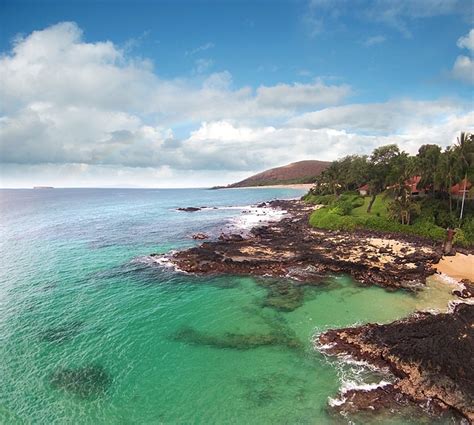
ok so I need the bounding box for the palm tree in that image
[457,132,474,221]
[366,144,400,213]
[385,153,419,225]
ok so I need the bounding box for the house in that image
[358,184,369,196]
[451,178,473,199]
[384,175,426,196]
[405,175,424,196]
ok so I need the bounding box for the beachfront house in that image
[358,184,369,196]
[451,178,473,200]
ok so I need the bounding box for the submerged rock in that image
[192,233,209,240]
[40,321,84,343]
[318,303,474,422]
[453,279,474,299]
[50,365,111,399]
[257,279,305,311]
[173,326,302,351]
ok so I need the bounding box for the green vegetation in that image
[304,132,474,247]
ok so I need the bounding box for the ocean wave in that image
[226,206,288,234]
[134,253,189,274]
[340,379,391,394]
[328,379,391,408]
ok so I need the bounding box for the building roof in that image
[406,175,422,194]
[359,184,369,191]
[451,178,472,196]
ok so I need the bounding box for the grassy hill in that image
[227,160,330,188]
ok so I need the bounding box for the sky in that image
[0,0,473,188]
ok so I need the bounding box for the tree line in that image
[310,132,474,226]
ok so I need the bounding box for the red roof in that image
[359,184,369,191]
[405,175,422,194]
[451,178,472,196]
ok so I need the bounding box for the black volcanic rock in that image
[177,207,201,212]
[168,200,441,290]
[318,303,474,422]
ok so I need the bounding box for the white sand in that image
[435,253,474,282]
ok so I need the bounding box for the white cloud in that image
[452,55,474,84]
[457,28,474,51]
[0,22,472,188]
[256,80,351,109]
[304,0,471,38]
[452,29,474,84]
[194,58,214,74]
[363,35,386,46]
[0,22,352,175]
[288,99,468,133]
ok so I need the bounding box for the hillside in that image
[227,160,331,188]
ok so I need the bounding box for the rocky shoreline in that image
[318,303,474,422]
[160,198,473,423]
[167,199,442,290]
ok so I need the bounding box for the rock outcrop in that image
[318,303,474,422]
[169,200,441,290]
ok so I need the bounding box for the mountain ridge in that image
[224,160,331,188]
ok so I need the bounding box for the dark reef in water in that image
[256,278,306,311]
[40,321,84,343]
[166,200,442,290]
[318,303,474,422]
[173,326,303,351]
[50,365,111,399]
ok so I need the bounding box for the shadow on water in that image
[50,365,111,399]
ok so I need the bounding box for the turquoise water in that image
[0,189,455,424]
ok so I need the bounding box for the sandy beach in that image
[435,253,474,281]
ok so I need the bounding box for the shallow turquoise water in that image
[0,188,455,424]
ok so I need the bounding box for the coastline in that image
[162,197,474,423]
[435,253,474,282]
[166,199,442,290]
[221,183,315,190]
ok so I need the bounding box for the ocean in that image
[0,188,456,424]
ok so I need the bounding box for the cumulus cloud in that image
[288,99,469,133]
[457,28,474,51]
[452,55,474,84]
[0,21,472,187]
[452,29,474,84]
[0,22,352,174]
[164,113,474,176]
[256,80,351,109]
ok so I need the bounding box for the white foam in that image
[226,206,288,234]
[340,379,391,394]
[317,342,337,351]
[435,272,462,285]
[136,253,189,274]
[328,396,347,407]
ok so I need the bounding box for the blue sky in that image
[0,0,473,187]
